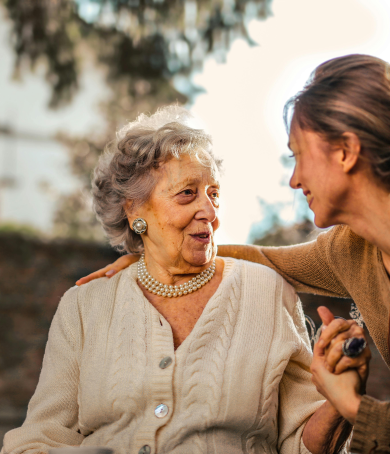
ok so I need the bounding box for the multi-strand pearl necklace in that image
[137,254,216,298]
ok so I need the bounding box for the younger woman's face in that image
[288,121,351,228]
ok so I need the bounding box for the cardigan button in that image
[138,445,151,454]
[155,404,169,418]
[159,356,173,369]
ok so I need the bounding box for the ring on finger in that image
[342,337,367,358]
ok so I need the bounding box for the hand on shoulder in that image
[76,254,139,286]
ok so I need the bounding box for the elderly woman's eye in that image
[182,189,194,195]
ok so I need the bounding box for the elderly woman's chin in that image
[184,236,217,267]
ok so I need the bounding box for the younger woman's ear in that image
[341,132,361,173]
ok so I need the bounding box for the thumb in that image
[313,337,327,358]
[317,306,335,327]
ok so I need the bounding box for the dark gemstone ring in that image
[342,337,367,358]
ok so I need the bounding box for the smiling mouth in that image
[303,191,313,208]
[190,232,212,243]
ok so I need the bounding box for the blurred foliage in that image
[247,197,316,246]
[2,0,273,241]
[0,222,44,238]
[4,0,273,108]
[52,191,107,241]
[252,219,319,247]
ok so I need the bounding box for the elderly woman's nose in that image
[195,193,218,221]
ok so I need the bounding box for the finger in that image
[326,337,370,375]
[76,265,113,286]
[357,362,370,391]
[112,254,140,269]
[104,255,135,278]
[103,254,141,280]
[313,337,327,357]
[317,306,335,327]
[333,350,371,375]
[324,341,344,371]
[324,328,366,367]
[75,254,139,286]
[310,357,333,398]
[324,325,366,354]
[318,318,356,349]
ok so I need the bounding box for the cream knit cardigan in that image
[2,258,328,454]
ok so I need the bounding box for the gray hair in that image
[92,105,222,253]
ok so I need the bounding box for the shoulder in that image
[318,224,369,250]
[231,256,283,280]
[317,225,375,263]
[60,265,137,316]
[227,257,297,304]
[236,257,293,287]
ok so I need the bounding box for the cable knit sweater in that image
[219,225,390,367]
[2,258,328,454]
[218,225,390,453]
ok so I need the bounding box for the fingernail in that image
[105,270,116,277]
[318,339,324,347]
[322,324,327,331]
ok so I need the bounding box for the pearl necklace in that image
[137,254,216,298]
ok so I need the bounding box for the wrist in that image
[338,393,362,425]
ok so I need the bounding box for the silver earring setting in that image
[132,218,148,234]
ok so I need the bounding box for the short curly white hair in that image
[92,105,222,253]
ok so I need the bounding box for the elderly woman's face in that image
[133,153,220,270]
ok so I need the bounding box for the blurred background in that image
[1,0,390,443]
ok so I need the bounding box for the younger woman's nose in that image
[289,167,301,189]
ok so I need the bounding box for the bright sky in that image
[0,0,390,242]
[191,0,390,244]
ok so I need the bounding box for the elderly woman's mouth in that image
[190,232,212,243]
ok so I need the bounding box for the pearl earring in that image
[132,218,148,234]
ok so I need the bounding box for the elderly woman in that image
[2,106,352,454]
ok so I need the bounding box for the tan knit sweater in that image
[218,225,390,454]
[2,258,329,454]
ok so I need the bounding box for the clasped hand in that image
[310,306,371,425]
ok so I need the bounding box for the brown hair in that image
[284,54,390,191]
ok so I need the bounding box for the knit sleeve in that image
[217,226,351,298]
[276,279,350,454]
[1,286,85,454]
[350,395,390,453]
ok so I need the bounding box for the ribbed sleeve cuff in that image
[351,395,390,453]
